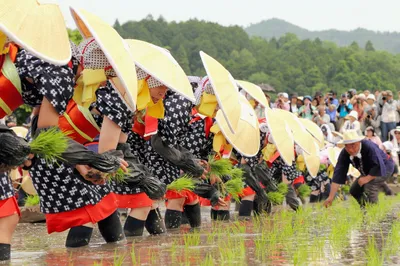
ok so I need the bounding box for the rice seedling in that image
[229,167,244,180]
[200,254,215,266]
[30,128,69,163]
[224,178,244,202]
[277,182,289,195]
[107,167,129,183]
[292,243,308,266]
[130,241,140,265]
[365,235,384,266]
[24,194,40,207]
[113,249,127,266]
[208,156,233,177]
[341,184,350,194]
[167,175,196,192]
[297,184,311,198]
[267,191,285,205]
[184,232,201,248]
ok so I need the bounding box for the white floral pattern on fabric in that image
[180,119,214,161]
[92,80,134,134]
[29,158,111,214]
[0,172,14,201]
[15,49,78,115]
[306,171,330,192]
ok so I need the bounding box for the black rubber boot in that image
[183,203,201,228]
[164,209,182,229]
[217,210,230,221]
[210,209,218,221]
[286,185,300,211]
[66,226,93,248]
[123,216,145,237]
[98,211,125,242]
[0,243,10,261]
[145,208,166,235]
[238,200,253,217]
[309,194,320,203]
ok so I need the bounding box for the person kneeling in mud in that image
[324,130,395,208]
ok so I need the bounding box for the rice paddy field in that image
[8,194,400,266]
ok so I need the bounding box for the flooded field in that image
[6,194,400,266]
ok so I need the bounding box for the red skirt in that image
[45,193,118,234]
[165,189,198,209]
[0,196,20,218]
[199,195,231,209]
[293,175,305,186]
[239,186,256,197]
[115,192,153,209]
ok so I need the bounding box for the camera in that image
[382,96,387,101]
[367,115,371,119]
[341,100,345,104]
[329,97,334,101]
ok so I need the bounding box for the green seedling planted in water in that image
[113,249,127,266]
[24,194,40,207]
[30,128,69,163]
[167,175,196,192]
[341,184,350,194]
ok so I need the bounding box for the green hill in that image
[246,18,400,54]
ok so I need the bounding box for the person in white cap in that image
[340,110,361,135]
[274,92,290,111]
[324,130,395,207]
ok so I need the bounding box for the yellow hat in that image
[215,94,260,157]
[236,80,269,108]
[303,141,320,178]
[10,126,28,138]
[21,173,37,195]
[273,109,317,156]
[327,146,342,167]
[200,51,240,133]
[299,118,324,149]
[125,39,195,102]
[337,130,364,145]
[70,7,137,111]
[265,108,294,165]
[0,0,71,65]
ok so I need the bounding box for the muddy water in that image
[6,201,400,266]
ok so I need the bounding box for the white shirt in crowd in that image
[381,100,398,123]
[341,120,361,135]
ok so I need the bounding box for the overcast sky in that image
[60,0,400,32]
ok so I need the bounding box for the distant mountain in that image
[245,18,400,54]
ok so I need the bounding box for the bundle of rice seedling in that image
[208,156,233,177]
[167,175,196,192]
[297,184,312,198]
[225,178,244,202]
[277,183,289,195]
[341,184,350,194]
[24,195,40,207]
[30,128,69,163]
[229,167,244,180]
[267,191,285,205]
[107,168,128,183]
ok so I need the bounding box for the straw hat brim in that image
[298,118,324,149]
[200,51,240,134]
[10,169,21,181]
[265,108,294,165]
[332,131,343,138]
[10,126,28,138]
[274,109,317,155]
[21,174,37,195]
[215,94,260,157]
[327,146,342,167]
[303,141,320,178]
[125,39,195,102]
[236,80,269,108]
[70,7,137,111]
[337,136,365,145]
[0,0,71,65]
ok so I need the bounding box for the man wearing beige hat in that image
[324,130,395,207]
[380,90,397,142]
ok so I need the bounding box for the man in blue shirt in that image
[324,130,395,207]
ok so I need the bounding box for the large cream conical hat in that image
[265,108,294,165]
[303,140,320,178]
[70,7,137,111]
[274,109,316,155]
[10,126,28,138]
[21,173,37,195]
[215,94,260,157]
[327,146,342,167]
[299,118,324,149]
[199,51,240,133]
[10,168,21,181]
[236,80,269,108]
[0,0,71,65]
[125,39,195,102]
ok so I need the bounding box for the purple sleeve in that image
[332,150,351,184]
